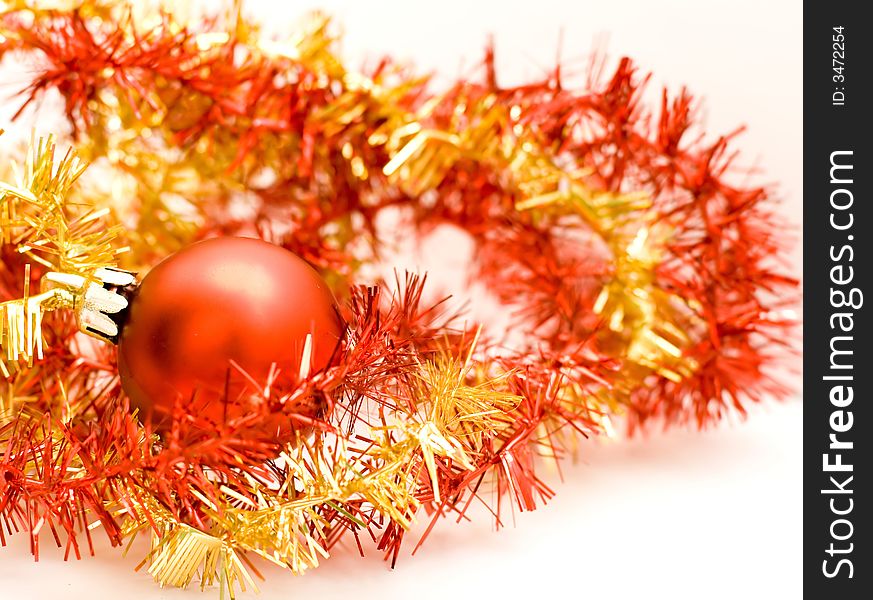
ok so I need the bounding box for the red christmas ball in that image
[117,237,344,435]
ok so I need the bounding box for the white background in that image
[0,1,802,599]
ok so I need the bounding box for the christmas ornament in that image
[117,236,344,434]
[0,1,797,597]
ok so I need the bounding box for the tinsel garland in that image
[0,1,796,596]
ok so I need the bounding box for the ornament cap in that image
[42,268,138,343]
